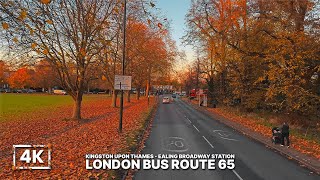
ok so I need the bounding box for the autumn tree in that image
[0,60,9,87]
[0,0,119,119]
[98,0,168,106]
[253,0,320,116]
[185,0,320,118]
[33,59,58,91]
[125,20,176,100]
[98,8,122,107]
[8,67,34,89]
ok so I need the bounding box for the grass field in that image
[0,93,110,122]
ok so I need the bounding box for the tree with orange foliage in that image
[126,20,176,100]
[185,0,320,118]
[8,67,34,89]
[0,60,9,88]
[0,0,120,119]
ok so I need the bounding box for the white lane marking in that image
[232,170,244,180]
[220,136,239,141]
[193,125,200,132]
[186,117,192,123]
[202,136,214,148]
[212,130,239,141]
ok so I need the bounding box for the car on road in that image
[162,97,170,104]
[172,93,177,98]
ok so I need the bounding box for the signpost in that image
[119,0,127,133]
[115,75,131,133]
[114,75,132,90]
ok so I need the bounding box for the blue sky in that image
[155,0,195,66]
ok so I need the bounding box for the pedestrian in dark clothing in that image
[281,122,290,147]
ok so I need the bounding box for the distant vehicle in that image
[162,97,170,104]
[88,89,107,94]
[27,89,36,93]
[53,89,67,95]
[89,90,99,94]
[181,91,186,96]
[172,94,177,98]
[189,89,196,98]
[34,88,44,92]
[5,89,12,93]
[22,89,28,93]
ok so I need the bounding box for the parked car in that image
[89,90,99,94]
[162,97,170,104]
[53,89,67,95]
[4,89,11,93]
[22,89,36,93]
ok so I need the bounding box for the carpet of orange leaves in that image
[0,96,155,179]
[204,106,320,160]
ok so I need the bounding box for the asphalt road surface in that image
[133,96,319,180]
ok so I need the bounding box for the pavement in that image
[133,96,319,180]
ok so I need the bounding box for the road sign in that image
[114,75,132,90]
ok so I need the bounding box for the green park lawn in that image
[0,93,109,122]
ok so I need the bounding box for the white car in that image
[162,97,170,104]
[53,89,67,95]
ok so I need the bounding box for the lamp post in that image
[119,0,127,133]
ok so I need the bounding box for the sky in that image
[155,0,195,68]
[0,1,196,67]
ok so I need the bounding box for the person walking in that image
[281,122,290,147]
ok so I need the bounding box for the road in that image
[133,96,319,180]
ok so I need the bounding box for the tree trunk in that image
[207,77,215,108]
[136,88,140,100]
[127,90,131,103]
[146,82,150,97]
[72,93,83,120]
[112,89,117,107]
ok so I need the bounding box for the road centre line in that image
[186,117,192,123]
[232,170,244,180]
[193,125,200,132]
[202,136,214,148]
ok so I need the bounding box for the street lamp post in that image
[119,0,127,133]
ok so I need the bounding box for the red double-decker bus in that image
[189,89,197,98]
